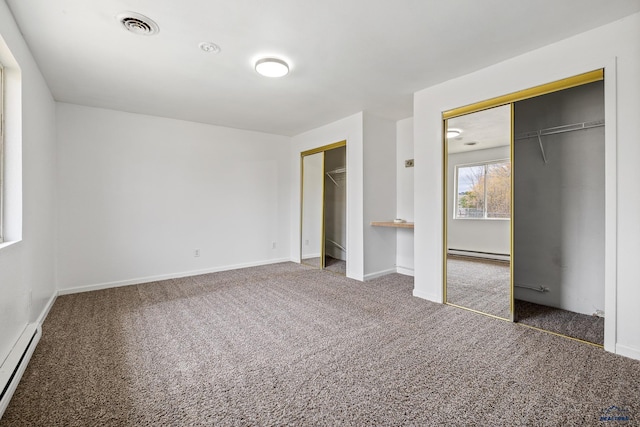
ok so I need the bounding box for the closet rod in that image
[514,119,604,141]
[326,167,346,187]
[515,284,549,293]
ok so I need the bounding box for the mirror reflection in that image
[301,152,323,268]
[445,104,512,319]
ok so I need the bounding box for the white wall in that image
[291,113,364,280]
[56,103,291,291]
[396,118,414,275]
[363,113,397,279]
[0,0,57,364]
[414,13,640,359]
[447,146,510,256]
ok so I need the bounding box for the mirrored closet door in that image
[442,70,606,345]
[444,105,512,320]
[300,141,347,274]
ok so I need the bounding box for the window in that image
[0,63,4,242]
[455,160,510,219]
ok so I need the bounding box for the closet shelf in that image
[326,167,346,186]
[514,119,604,141]
[371,221,414,229]
[514,119,604,164]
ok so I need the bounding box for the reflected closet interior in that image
[443,71,605,345]
[301,142,347,274]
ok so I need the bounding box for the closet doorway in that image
[443,70,605,346]
[300,141,347,274]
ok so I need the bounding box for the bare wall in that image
[396,118,414,275]
[0,0,57,365]
[56,103,292,291]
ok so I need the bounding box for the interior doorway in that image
[300,141,347,274]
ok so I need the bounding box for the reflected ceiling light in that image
[447,128,462,138]
[255,57,289,77]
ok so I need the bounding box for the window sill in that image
[0,240,20,251]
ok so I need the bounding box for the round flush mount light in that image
[447,128,462,139]
[199,42,221,54]
[255,57,290,77]
[116,12,159,36]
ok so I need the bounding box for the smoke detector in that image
[199,42,221,54]
[116,12,159,36]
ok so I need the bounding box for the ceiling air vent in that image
[116,12,159,36]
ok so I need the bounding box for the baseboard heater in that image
[448,249,510,262]
[0,323,41,419]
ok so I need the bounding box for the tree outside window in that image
[456,160,510,219]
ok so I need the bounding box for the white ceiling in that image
[6,0,640,136]
[447,105,511,154]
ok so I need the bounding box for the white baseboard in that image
[301,253,321,260]
[36,293,58,326]
[57,258,292,295]
[0,324,41,419]
[412,289,440,303]
[616,344,640,361]
[448,249,510,262]
[396,266,414,276]
[364,268,397,281]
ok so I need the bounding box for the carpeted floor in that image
[446,255,511,319]
[2,262,639,426]
[301,256,346,275]
[447,256,604,345]
[516,300,605,346]
[324,255,346,275]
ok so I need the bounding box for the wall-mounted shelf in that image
[371,221,414,229]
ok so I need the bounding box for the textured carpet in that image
[446,255,511,319]
[2,262,639,426]
[516,300,605,346]
[324,256,346,275]
[447,256,604,344]
[301,256,346,275]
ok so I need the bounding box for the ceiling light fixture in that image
[447,128,462,138]
[255,57,289,77]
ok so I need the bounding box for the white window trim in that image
[454,158,510,220]
[0,63,4,243]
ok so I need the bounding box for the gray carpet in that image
[447,255,604,345]
[516,300,605,346]
[446,255,511,319]
[2,262,639,426]
[301,256,346,275]
[324,256,346,275]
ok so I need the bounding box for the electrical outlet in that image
[305,240,309,246]
[272,242,277,249]
[194,249,200,257]
[405,159,414,168]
